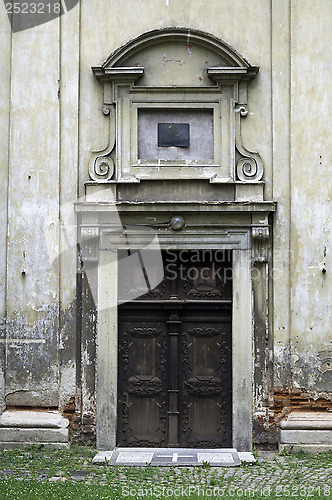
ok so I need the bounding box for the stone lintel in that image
[75,200,276,214]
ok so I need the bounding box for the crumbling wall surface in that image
[289,0,332,395]
[0,3,79,415]
[291,0,331,392]
[4,17,61,407]
[0,0,331,445]
[273,0,332,423]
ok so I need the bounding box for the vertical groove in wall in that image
[1,13,13,411]
[75,0,82,422]
[270,0,273,199]
[269,0,274,394]
[5,23,13,322]
[5,37,11,281]
[288,0,293,388]
[77,0,82,199]
[58,1,81,413]
[58,2,62,407]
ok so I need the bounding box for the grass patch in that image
[0,478,330,500]
[0,447,331,499]
[0,478,121,499]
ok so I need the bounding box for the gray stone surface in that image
[0,410,69,428]
[116,451,154,464]
[0,428,68,443]
[280,430,332,445]
[238,452,257,463]
[280,412,332,430]
[279,443,332,454]
[0,410,69,448]
[93,447,241,467]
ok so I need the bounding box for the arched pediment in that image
[93,28,258,87]
[103,27,251,67]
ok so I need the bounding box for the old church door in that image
[117,250,232,448]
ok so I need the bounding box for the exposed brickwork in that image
[274,389,332,416]
[63,398,96,445]
[253,389,332,449]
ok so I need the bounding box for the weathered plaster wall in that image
[5,19,60,406]
[58,4,80,415]
[272,0,332,400]
[0,3,79,411]
[0,0,331,444]
[289,0,332,394]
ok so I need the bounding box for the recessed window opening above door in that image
[138,109,214,162]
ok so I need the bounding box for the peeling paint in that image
[0,1,331,448]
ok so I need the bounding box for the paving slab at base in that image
[0,441,69,450]
[93,448,246,466]
[279,444,332,454]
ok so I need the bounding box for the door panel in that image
[117,250,232,448]
[180,307,232,447]
[117,306,168,447]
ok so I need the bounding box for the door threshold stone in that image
[93,447,255,466]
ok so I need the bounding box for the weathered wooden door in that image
[117,250,232,447]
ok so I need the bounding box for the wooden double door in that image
[117,250,232,448]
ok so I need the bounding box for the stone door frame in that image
[96,219,252,451]
[76,200,275,452]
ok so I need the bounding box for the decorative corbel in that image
[235,105,264,182]
[89,105,116,182]
[252,226,269,263]
[79,227,100,263]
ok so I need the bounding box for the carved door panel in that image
[117,250,232,448]
[180,307,232,447]
[117,305,168,447]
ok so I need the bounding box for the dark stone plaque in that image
[158,123,190,147]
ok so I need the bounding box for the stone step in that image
[279,412,332,453]
[0,410,69,449]
[93,447,256,467]
[280,412,332,430]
